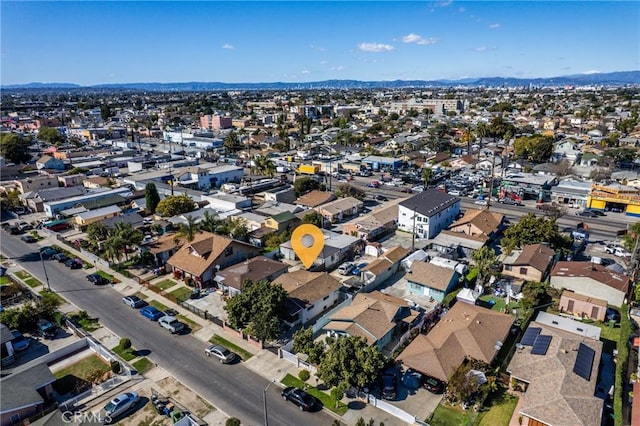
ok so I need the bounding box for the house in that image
[342,202,398,241]
[57,173,85,188]
[20,186,87,213]
[360,246,410,292]
[397,189,460,239]
[166,231,261,286]
[279,229,363,270]
[550,261,630,307]
[273,271,342,326]
[295,190,336,208]
[558,290,607,322]
[314,197,364,224]
[0,324,15,367]
[74,205,122,228]
[397,302,514,382]
[35,155,65,171]
[431,230,487,259]
[13,175,59,194]
[448,209,506,240]
[254,201,305,217]
[501,244,556,283]
[507,318,604,426]
[0,361,57,425]
[141,232,185,268]
[215,256,289,296]
[102,212,145,230]
[323,291,421,351]
[405,262,459,303]
[264,211,300,233]
[235,212,267,232]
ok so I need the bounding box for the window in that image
[224,247,233,256]
[519,267,528,275]
[505,265,512,271]
[323,295,329,301]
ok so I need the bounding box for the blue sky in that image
[2,1,639,85]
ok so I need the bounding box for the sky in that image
[1,1,639,85]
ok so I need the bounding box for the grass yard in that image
[40,290,64,304]
[96,270,119,283]
[132,357,154,375]
[429,403,472,426]
[54,354,111,380]
[14,270,32,280]
[112,343,138,361]
[24,277,42,288]
[209,334,253,361]
[70,312,101,332]
[155,279,177,291]
[135,291,149,300]
[169,286,193,303]
[149,299,170,312]
[177,314,201,333]
[281,374,348,415]
[477,295,520,313]
[476,393,519,426]
[0,276,10,285]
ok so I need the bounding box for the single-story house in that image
[264,211,300,233]
[323,291,421,351]
[405,261,459,303]
[36,155,65,171]
[74,205,122,228]
[558,290,607,322]
[360,246,410,292]
[273,271,342,326]
[431,230,487,259]
[0,361,57,425]
[295,190,336,208]
[140,232,185,267]
[215,256,289,296]
[501,243,556,283]
[397,302,514,382]
[448,209,506,241]
[314,197,364,224]
[166,231,261,287]
[550,261,630,307]
[279,229,363,270]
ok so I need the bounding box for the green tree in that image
[318,336,386,389]
[199,210,220,233]
[37,126,64,144]
[334,183,365,201]
[86,222,110,246]
[293,176,321,197]
[513,135,554,163]
[622,222,640,253]
[471,246,498,287]
[223,130,241,153]
[156,194,196,217]
[100,103,112,121]
[447,362,481,404]
[1,133,32,164]
[422,167,432,188]
[179,215,199,242]
[112,222,143,262]
[501,213,572,255]
[144,182,161,214]
[302,211,324,228]
[224,280,287,342]
[292,327,326,364]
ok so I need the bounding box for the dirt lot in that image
[123,376,214,425]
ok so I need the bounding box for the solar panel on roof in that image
[520,327,542,346]
[573,343,595,381]
[531,334,552,355]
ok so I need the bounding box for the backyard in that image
[429,386,518,426]
[53,354,112,395]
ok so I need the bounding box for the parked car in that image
[17,221,33,231]
[374,194,388,202]
[604,245,631,258]
[10,329,30,351]
[40,248,58,258]
[588,210,606,216]
[87,273,110,285]
[606,308,621,324]
[37,319,56,339]
[100,392,139,424]
[281,387,316,411]
[474,199,488,206]
[53,253,70,263]
[411,185,425,193]
[205,344,237,363]
[499,198,522,206]
[6,225,22,234]
[338,262,355,276]
[381,369,397,400]
[140,306,164,321]
[65,258,83,269]
[158,316,185,334]
[20,234,37,243]
[351,262,368,276]
[577,210,598,217]
[122,295,147,309]
[423,375,446,394]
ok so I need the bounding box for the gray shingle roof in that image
[399,189,459,217]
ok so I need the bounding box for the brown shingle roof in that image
[216,256,289,291]
[382,246,410,263]
[146,232,184,254]
[296,190,337,207]
[273,271,341,306]
[361,258,393,276]
[406,262,457,291]
[397,303,514,381]
[551,261,630,293]
[451,209,504,236]
[511,244,555,272]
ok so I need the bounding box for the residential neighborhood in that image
[1,83,640,426]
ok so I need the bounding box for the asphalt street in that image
[0,234,337,426]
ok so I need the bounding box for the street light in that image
[263,379,275,426]
[39,250,51,291]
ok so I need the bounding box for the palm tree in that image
[422,167,433,189]
[471,246,498,290]
[113,222,143,262]
[200,211,220,233]
[263,158,276,178]
[103,235,123,264]
[179,215,199,242]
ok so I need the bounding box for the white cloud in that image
[358,42,395,52]
[474,46,487,52]
[435,0,452,7]
[301,70,311,74]
[309,44,327,52]
[320,60,328,65]
[402,33,439,45]
[458,7,465,13]
[488,23,501,29]
[582,70,600,74]
[330,65,345,71]
[222,43,234,50]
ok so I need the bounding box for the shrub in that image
[110,360,121,374]
[119,338,132,350]
[225,418,241,426]
[299,370,310,382]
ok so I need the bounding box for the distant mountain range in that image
[3,71,639,90]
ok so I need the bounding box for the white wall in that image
[550,277,625,307]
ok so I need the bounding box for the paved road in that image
[1,235,337,426]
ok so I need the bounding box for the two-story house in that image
[215,256,289,296]
[397,189,460,239]
[501,243,556,283]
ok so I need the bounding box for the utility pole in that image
[263,379,275,426]
[411,206,417,252]
[486,154,496,210]
[39,251,51,291]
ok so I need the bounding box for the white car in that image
[100,392,139,423]
[604,245,631,258]
[158,316,185,333]
[205,344,237,363]
[411,185,424,193]
[474,199,488,206]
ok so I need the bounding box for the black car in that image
[374,195,389,202]
[499,198,523,206]
[52,253,70,263]
[381,369,397,400]
[20,235,37,243]
[423,375,446,394]
[577,210,598,217]
[87,273,110,285]
[588,210,606,216]
[37,319,57,339]
[281,387,316,411]
[606,308,621,324]
[65,258,83,269]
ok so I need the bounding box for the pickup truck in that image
[604,245,631,258]
[158,316,185,334]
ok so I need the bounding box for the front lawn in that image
[69,312,101,332]
[40,290,64,304]
[149,299,170,312]
[169,286,193,303]
[429,403,472,426]
[15,270,41,287]
[177,314,201,333]
[14,271,30,280]
[97,270,119,283]
[209,334,253,361]
[281,374,348,415]
[132,357,154,375]
[111,343,137,361]
[155,279,177,291]
[0,276,10,285]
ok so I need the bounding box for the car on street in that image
[474,199,488,206]
[87,273,110,285]
[423,375,446,394]
[158,315,185,334]
[589,210,606,216]
[577,210,598,217]
[122,295,147,309]
[64,258,83,269]
[374,194,388,202]
[140,306,164,321]
[281,387,316,411]
[52,253,70,263]
[205,344,237,363]
[10,329,30,351]
[37,319,56,339]
[381,369,397,400]
[40,248,58,258]
[367,181,380,188]
[7,225,22,235]
[499,198,523,206]
[20,234,37,243]
[351,262,368,276]
[100,392,139,424]
[411,185,425,193]
[604,245,631,258]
